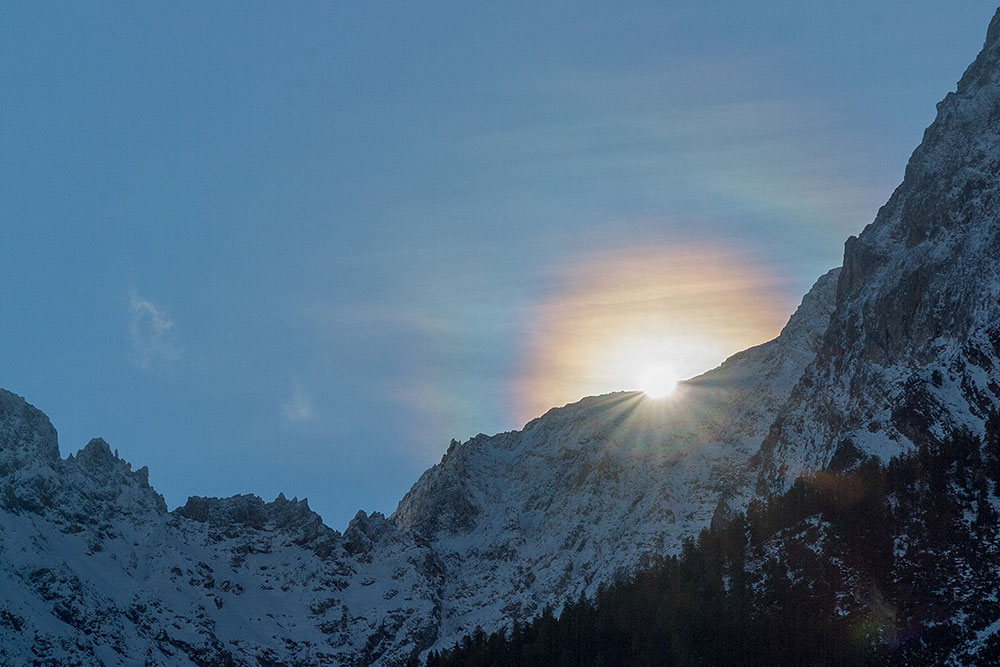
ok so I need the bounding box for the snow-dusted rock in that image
[756,7,1000,490]
[393,269,839,649]
[0,390,442,666]
[0,264,837,663]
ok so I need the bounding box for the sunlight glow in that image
[512,243,794,424]
[639,365,678,398]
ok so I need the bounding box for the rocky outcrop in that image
[0,388,166,523]
[0,389,444,666]
[756,8,1000,492]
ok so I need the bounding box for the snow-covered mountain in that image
[756,7,1000,492]
[0,265,838,665]
[0,388,443,665]
[6,7,1000,666]
[391,267,839,645]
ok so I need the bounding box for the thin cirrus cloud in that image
[127,290,180,372]
[460,63,891,246]
[305,297,520,460]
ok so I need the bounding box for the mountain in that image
[428,425,1000,666]
[756,8,1000,490]
[0,389,447,665]
[391,267,839,646]
[0,265,837,666]
[6,7,1000,666]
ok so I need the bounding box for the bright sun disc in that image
[639,366,678,398]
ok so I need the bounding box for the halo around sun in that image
[511,244,792,422]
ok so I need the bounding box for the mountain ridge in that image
[756,5,1000,492]
[0,262,841,664]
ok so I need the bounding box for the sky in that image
[2,2,998,530]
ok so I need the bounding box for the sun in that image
[639,365,679,398]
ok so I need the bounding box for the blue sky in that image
[2,2,997,529]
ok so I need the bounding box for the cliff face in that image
[757,7,1000,491]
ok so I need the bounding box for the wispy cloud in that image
[282,381,315,423]
[459,62,893,244]
[128,290,180,372]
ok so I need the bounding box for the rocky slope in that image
[0,267,839,665]
[392,268,839,646]
[0,390,443,665]
[756,7,1000,492]
[428,427,1000,666]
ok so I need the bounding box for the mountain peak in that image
[75,437,115,469]
[958,8,1000,94]
[756,11,1000,491]
[774,267,841,354]
[0,388,59,470]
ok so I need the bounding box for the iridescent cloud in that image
[511,244,794,425]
